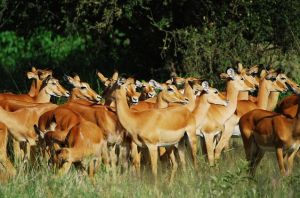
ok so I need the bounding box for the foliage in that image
[0,0,300,91]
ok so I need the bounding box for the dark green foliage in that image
[0,0,300,92]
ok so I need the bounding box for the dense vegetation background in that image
[1,0,300,92]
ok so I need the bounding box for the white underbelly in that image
[197,130,221,137]
[232,125,241,136]
[158,130,185,146]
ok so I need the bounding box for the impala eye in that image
[281,77,286,80]
[81,86,87,90]
[214,91,218,94]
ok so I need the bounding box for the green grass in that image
[1,138,300,198]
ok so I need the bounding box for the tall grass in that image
[1,138,300,197]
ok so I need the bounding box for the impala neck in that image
[225,80,240,116]
[34,103,58,117]
[267,92,280,111]
[155,92,168,108]
[115,87,136,133]
[28,79,42,97]
[34,87,51,103]
[183,83,196,111]
[193,94,212,128]
[237,92,249,100]
[256,79,270,109]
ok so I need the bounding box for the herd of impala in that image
[0,64,300,183]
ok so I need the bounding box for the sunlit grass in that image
[1,138,300,197]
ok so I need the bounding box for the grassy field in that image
[1,138,300,198]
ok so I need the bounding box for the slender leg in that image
[249,148,265,177]
[119,143,129,173]
[275,147,286,175]
[131,142,141,177]
[203,132,215,166]
[147,144,158,183]
[285,145,300,175]
[108,144,117,176]
[0,125,16,176]
[57,161,72,176]
[186,130,198,169]
[167,147,178,184]
[13,139,23,162]
[215,116,238,160]
[101,142,110,169]
[177,139,186,171]
[88,159,97,178]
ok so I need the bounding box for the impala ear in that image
[44,75,52,83]
[27,71,36,79]
[201,81,209,92]
[165,79,172,85]
[227,68,236,79]
[111,71,119,82]
[73,75,81,82]
[237,62,244,73]
[247,65,259,75]
[260,70,267,78]
[117,78,126,86]
[32,67,36,72]
[265,70,277,81]
[220,73,229,80]
[167,85,175,92]
[64,75,80,87]
[97,72,108,83]
[149,79,163,90]
[135,80,143,88]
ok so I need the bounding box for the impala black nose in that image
[96,95,102,101]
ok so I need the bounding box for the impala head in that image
[126,81,141,105]
[136,80,157,99]
[42,76,70,97]
[237,63,259,89]
[65,75,101,103]
[201,81,228,106]
[55,148,70,167]
[97,70,119,87]
[27,67,53,80]
[161,84,189,104]
[108,77,141,105]
[220,68,255,92]
[187,79,203,96]
[171,76,186,87]
[274,72,298,93]
[285,77,300,94]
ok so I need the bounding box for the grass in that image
[1,138,300,198]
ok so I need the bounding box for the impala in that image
[64,75,102,103]
[0,76,70,103]
[35,107,109,177]
[214,69,289,160]
[0,122,16,177]
[135,79,163,101]
[239,93,300,176]
[131,84,188,111]
[27,67,53,97]
[99,74,141,107]
[197,68,255,166]
[111,78,228,181]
